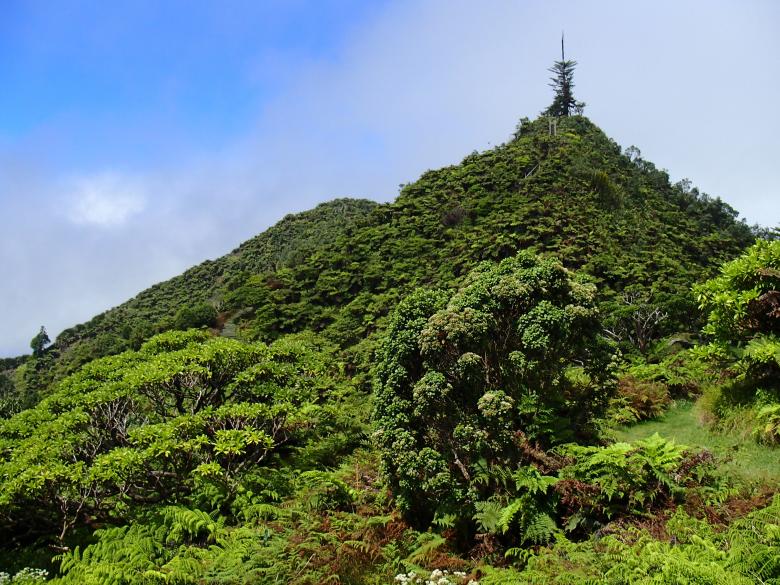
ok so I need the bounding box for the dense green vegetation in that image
[374,253,615,528]
[4,112,758,406]
[617,400,780,484]
[1,103,778,584]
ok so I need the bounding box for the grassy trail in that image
[615,400,780,484]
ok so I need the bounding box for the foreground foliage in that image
[0,330,361,551]
[696,240,780,443]
[696,239,780,384]
[482,495,780,584]
[374,252,615,526]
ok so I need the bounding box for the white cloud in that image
[66,172,146,227]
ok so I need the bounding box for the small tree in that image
[30,326,50,357]
[172,302,217,331]
[603,287,669,353]
[373,252,615,526]
[544,35,585,117]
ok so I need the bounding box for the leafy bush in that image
[374,252,616,526]
[694,240,780,440]
[754,402,780,445]
[472,464,559,548]
[557,434,693,524]
[172,301,217,330]
[49,455,416,585]
[629,349,715,398]
[695,239,780,387]
[0,331,350,546]
[480,496,780,584]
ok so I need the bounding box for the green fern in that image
[163,506,224,544]
[405,533,446,566]
[473,500,504,534]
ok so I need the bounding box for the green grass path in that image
[615,400,780,484]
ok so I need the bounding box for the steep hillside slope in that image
[27,199,376,381]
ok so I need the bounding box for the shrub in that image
[754,402,780,445]
[556,434,706,526]
[373,252,616,526]
[695,239,780,388]
[629,349,714,399]
[480,496,780,584]
[0,332,347,545]
[172,302,217,331]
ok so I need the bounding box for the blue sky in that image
[0,1,386,166]
[1,0,779,356]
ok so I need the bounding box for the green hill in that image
[8,115,755,404]
[7,198,376,400]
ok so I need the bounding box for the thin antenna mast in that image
[561,32,565,61]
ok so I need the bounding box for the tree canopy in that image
[29,327,49,357]
[0,330,358,549]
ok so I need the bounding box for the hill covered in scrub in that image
[5,198,378,403]
[9,115,755,402]
[3,107,780,585]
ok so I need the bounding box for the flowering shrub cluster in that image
[0,568,48,584]
[394,568,476,585]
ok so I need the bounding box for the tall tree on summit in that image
[545,34,585,117]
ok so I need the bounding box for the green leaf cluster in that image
[482,495,780,584]
[695,240,780,440]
